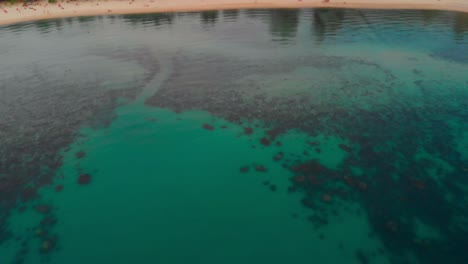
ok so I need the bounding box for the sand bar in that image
[0,0,467,26]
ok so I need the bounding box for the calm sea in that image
[0,9,467,264]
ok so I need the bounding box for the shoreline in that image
[1,0,468,26]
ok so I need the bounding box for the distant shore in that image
[1,0,467,26]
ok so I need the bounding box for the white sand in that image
[0,0,467,26]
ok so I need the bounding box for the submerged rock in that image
[40,216,57,227]
[293,175,305,183]
[260,137,271,146]
[40,239,55,254]
[35,228,45,237]
[78,174,92,185]
[269,184,277,192]
[339,144,353,153]
[321,194,332,203]
[54,185,64,192]
[202,123,215,131]
[355,249,370,264]
[255,165,267,172]
[34,204,51,214]
[385,220,399,233]
[239,166,250,173]
[273,152,284,161]
[75,151,86,159]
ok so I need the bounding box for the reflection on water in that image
[269,9,299,42]
[122,13,175,27]
[200,10,219,27]
[222,9,239,21]
[2,9,468,44]
[454,12,468,38]
[0,8,467,264]
[312,9,346,43]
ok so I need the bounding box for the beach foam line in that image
[0,0,467,26]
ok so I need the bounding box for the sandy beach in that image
[0,0,467,26]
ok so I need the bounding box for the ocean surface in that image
[0,8,467,264]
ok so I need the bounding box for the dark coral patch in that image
[339,144,353,153]
[255,165,267,172]
[75,151,86,159]
[293,175,306,183]
[357,181,368,191]
[34,204,51,214]
[202,123,215,131]
[321,194,332,203]
[343,175,356,188]
[20,188,38,202]
[269,184,277,192]
[260,137,271,146]
[244,127,253,135]
[77,174,91,185]
[40,216,57,227]
[385,220,399,233]
[39,237,56,254]
[240,166,250,173]
[265,128,282,140]
[355,249,370,264]
[273,152,284,161]
[409,178,426,190]
[307,141,320,147]
[54,185,63,192]
[292,159,325,174]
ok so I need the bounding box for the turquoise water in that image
[0,9,467,264]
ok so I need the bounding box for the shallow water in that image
[0,8,467,264]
